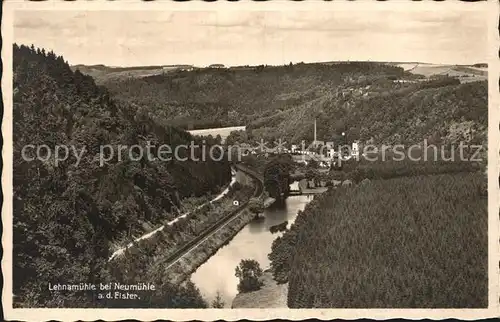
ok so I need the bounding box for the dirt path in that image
[108,169,237,261]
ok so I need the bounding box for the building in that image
[352,141,360,156]
[327,148,338,158]
[238,143,253,156]
[312,118,321,148]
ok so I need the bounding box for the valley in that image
[13,44,488,309]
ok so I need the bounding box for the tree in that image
[347,127,361,142]
[225,130,248,146]
[248,197,264,217]
[211,291,225,308]
[305,168,320,180]
[215,134,222,145]
[235,259,264,293]
[307,159,319,169]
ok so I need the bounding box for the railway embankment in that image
[162,165,265,284]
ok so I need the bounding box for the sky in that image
[13,5,488,67]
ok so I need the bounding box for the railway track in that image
[157,164,264,271]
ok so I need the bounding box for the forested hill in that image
[102,63,406,132]
[101,63,487,146]
[12,44,230,307]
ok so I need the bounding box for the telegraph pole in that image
[314,118,317,147]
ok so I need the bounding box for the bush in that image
[248,198,264,215]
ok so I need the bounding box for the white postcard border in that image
[2,0,499,320]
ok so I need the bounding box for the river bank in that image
[191,194,312,306]
[163,169,264,284]
[108,169,238,261]
[165,207,258,284]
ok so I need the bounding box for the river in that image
[190,182,313,307]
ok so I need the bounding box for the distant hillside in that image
[72,64,167,72]
[71,64,194,83]
[100,62,487,146]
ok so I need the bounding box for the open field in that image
[188,126,246,143]
[393,63,487,83]
[70,64,195,83]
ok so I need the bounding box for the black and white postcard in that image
[2,0,498,320]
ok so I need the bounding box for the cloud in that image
[13,7,488,67]
[14,11,100,37]
[14,14,56,30]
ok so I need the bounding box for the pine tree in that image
[211,291,225,308]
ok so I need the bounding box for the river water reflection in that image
[190,183,313,307]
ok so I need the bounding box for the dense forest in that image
[101,62,403,131]
[269,172,487,308]
[12,44,231,307]
[100,63,486,147]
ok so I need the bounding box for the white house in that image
[352,141,360,156]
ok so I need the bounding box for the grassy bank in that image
[231,270,288,308]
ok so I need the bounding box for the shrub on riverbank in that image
[235,259,265,293]
[270,172,487,308]
[165,208,258,285]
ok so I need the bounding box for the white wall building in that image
[352,141,360,156]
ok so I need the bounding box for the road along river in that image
[191,182,314,307]
[108,168,238,261]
